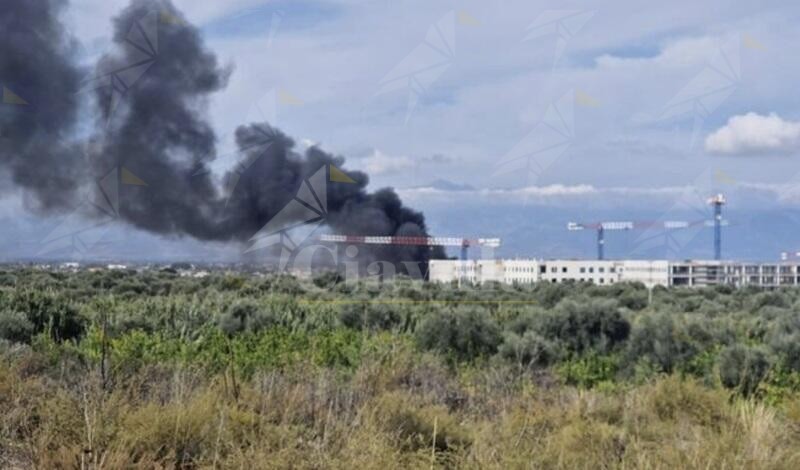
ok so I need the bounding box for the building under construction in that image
[428,192,800,288]
[324,192,800,288]
[428,258,800,289]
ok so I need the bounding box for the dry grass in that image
[2,353,800,469]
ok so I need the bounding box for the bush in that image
[535,282,571,308]
[505,307,547,336]
[6,290,84,342]
[0,310,34,343]
[697,299,726,316]
[339,303,402,331]
[217,301,277,335]
[498,331,561,368]
[625,314,695,374]
[219,276,247,291]
[556,352,619,388]
[718,344,771,396]
[751,291,789,311]
[538,299,630,355]
[769,333,800,372]
[366,304,404,331]
[618,288,648,311]
[765,313,800,372]
[415,307,501,362]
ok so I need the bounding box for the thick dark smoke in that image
[0,0,444,271]
[223,124,444,271]
[0,0,85,210]
[93,0,230,240]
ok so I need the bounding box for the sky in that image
[5,0,800,262]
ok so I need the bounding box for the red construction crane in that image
[318,234,501,261]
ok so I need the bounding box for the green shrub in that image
[339,303,402,331]
[625,313,701,374]
[765,313,800,372]
[364,304,403,331]
[535,282,571,308]
[539,298,630,355]
[217,301,277,335]
[556,353,619,388]
[0,310,34,343]
[618,288,648,311]
[718,344,771,396]
[219,276,246,291]
[751,291,789,311]
[498,331,561,368]
[415,307,501,362]
[6,290,84,342]
[338,303,363,329]
[697,299,726,316]
[505,307,547,335]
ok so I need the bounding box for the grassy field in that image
[2,268,800,468]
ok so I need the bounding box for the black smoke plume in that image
[0,0,84,210]
[0,0,444,272]
[222,124,444,271]
[93,0,230,241]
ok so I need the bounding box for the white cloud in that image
[299,138,318,150]
[705,112,800,155]
[397,180,800,210]
[402,183,595,198]
[397,184,689,204]
[353,149,414,175]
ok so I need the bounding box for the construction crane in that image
[569,193,728,260]
[567,219,724,260]
[318,234,501,261]
[708,193,726,260]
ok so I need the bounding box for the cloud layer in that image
[705,112,800,155]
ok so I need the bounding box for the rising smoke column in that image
[0,0,443,270]
[92,0,230,240]
[223,124,444,270]
[93,0,443,268]
[0,0,85,211]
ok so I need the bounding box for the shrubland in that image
[2,268,800,468]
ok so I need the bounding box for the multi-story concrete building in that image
[428,259,798,288]
[667,261,800,288]
[538,259,621,285]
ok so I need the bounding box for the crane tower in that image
[708,194,726,260]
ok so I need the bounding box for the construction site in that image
[320,193,800,289]
[429,193,800,288]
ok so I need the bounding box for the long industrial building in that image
[429,259,800,288]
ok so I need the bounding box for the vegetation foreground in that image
[2,269,800,468]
